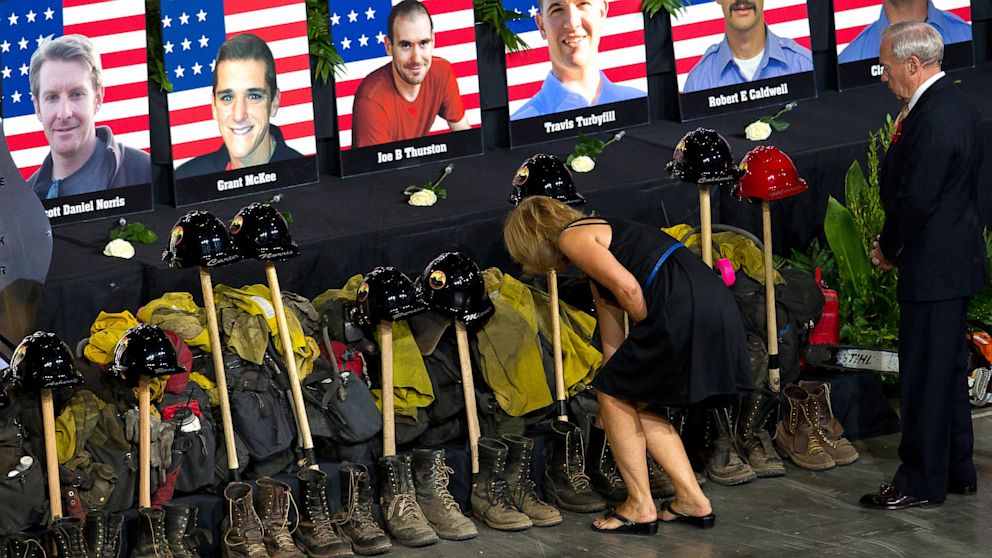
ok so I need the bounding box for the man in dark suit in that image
[863,21,985,510]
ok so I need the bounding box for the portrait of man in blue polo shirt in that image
[682,0,812,93]
[838,0,971,63]
[510,0,645,120]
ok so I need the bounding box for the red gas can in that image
[809,267,840,345]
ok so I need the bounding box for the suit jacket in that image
[878,76,987,302]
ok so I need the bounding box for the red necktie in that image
[891,105,909,144]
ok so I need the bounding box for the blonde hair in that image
[504,196,586,275]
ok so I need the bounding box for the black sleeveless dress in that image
[568,217,752,407]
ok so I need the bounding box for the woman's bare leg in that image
[592,392,657,529]
[639,407,712,519]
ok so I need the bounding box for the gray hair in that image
[29,34,103,99]
[881,21,943,67]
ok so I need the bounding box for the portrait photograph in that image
[162,0,318,205]
[834,0,973,89]
[672,0,817,120]
[332,0,483,176]
[503,0,649,146]
[0,0,154,223]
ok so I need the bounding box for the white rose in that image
[408,189,438,207]
[745,120,772,141]
[103,238,135,259]
[570,155,595,173]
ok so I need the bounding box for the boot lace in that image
[799,407,827,454]
[519,475,546,506]
[604,459,624,489]
[740,398,764,443]
[387,493,425,521]
[565,433,593,491]
[807,400,840,448]
[432,454,459,511]
[489,476,519,511]
[805,434,826,454]
[337,470,381,535]
[226,499,267,557]
[133,514,168,558]
[306,496,341,546]
[710,408,748,467]
[12,537,45,558]
[513,448,547,505]
[271,493,301,550]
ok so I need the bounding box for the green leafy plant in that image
[404,164,454,200]
[643,0,688,18]
[776,238,838,289]
[566,131,624,166]
[821,118,900,351]
[308,0,345,82]
[145,0,172,92]
[110,219,158,244]
[475,0,530,53]
[757,101,797,132]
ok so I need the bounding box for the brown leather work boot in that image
[295,469,353,558]
[133,508,173,558]
[164,504,200,558]
[379,455,439,547]
[412,448,478,540]
[254,478,305,558]
[800,380,860,466]
[338,462,392,556]
[705,407,757,485]
[471,437,532,531]
[775,384,835,471]
[737,389,786,478]
[50,517,90,558]
[502,434,562,527]
[543,420,606,512]
[223,482,269,558]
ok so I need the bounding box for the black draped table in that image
[39,64,992,344]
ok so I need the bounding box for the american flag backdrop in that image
[834,0,971,56]
[671,0,811,93]
[332,0,481,151]
[162,0,316,168]
[503,0,647,117]
[0,0,150,179]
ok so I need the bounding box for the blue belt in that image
[644,243,684,289]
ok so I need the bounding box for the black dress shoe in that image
[859,484,940,510]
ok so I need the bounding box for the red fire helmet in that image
[736,146,808,201]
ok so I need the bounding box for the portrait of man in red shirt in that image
[351,0,470,148]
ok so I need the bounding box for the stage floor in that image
[383,409,992,558]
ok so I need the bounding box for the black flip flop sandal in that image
[590,509,659,535]
[660,499,716,529]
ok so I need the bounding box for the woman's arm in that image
[591,283,627,363]
[559,225,647,322]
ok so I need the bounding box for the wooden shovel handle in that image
[548,269,568,421]
[455,322,480,474]
[41,389,62,519]
[264,262,317,469]
[199,269,241,480]
[379,321,395,457]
